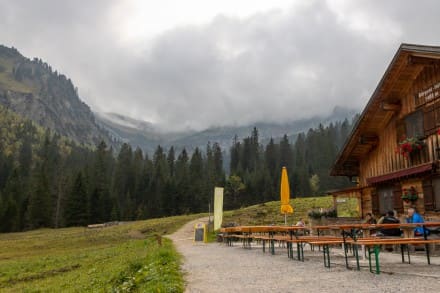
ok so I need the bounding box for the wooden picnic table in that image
[221,225,310,254]
[314,222,440,269]
[221,222,440,274]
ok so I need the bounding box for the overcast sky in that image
[1,0,440,131]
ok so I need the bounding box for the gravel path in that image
[168,218,440,293]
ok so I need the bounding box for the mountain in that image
[0,45,115,147]
[95,106,357,154]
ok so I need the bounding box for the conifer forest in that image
[0,104,356,232]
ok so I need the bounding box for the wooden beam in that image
[359,135,379,145]
[380,101,401,112]
[407,55,440,66]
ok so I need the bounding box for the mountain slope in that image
[0,45,115,147]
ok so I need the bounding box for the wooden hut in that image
[331,44,440,220]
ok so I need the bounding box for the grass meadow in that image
[0,196,334,292]
[0,214,204,292]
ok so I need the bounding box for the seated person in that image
[406,207,428,236]
[378,211,401,236]
[377,213,386,224]
[296,218,305,227]
[363,212,377,224]
[295,218,307,235]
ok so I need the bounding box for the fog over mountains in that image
[95,106,357,154]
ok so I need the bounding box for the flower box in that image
[401,186,418,202]
[396,136,424,158]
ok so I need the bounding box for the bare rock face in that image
[0,44,116,147]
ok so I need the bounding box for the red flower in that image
[397,137,424,159]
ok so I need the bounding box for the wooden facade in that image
[331,44,440,220]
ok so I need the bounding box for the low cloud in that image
[1,0,439,130]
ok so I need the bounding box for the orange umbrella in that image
[280,167,294,218]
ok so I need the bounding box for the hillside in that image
[0,45,115,147]
[222,196,334,226]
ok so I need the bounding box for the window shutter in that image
[423,179,435,211]
[435,99,440,129]
[392,183,403,214]
[424,104,436,135]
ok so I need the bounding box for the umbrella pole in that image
[284,213,287,225]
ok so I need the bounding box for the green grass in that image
[0,214,204,292]
[0,58,33,93]
[0,197,334,292]
[222,196,334,226]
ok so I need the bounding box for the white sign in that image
[418,81,440,102]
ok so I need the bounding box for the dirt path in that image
[168,218,440,293]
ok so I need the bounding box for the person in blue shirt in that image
[406,207,427,236]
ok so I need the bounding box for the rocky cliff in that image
[0,45,115,147]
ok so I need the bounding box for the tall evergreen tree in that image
[189,148,205,212]
[26,164,52,229]
[65,172,88,226]
[175,149,190,214]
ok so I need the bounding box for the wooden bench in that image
[302,236,410,269]
[286,236,344,262]
[350,238,440,274]
[306,239,345,267]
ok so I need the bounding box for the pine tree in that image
[230,135,241,174]
[26,164,52,229]
[89,141,113,223]
[112,143,134,220]
[150,145,169,217]
[65,172,88,226]
[0,190,18,232]
[189,148,205,212]
[175,149,190,214]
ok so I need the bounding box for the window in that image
[335,197,361,218]
[405,110,424,138]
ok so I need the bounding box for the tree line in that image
[0,104,356,232]
[226,120,355,209]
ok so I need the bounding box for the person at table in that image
[406,207,428,236]
[296,218,305,227]
[377,213,386,224]
[363,212,377,224]
[377,211,401,236]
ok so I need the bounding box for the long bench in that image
[286,236,344,262]
[353,238,440,274]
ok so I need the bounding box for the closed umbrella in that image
[280,166,294,225]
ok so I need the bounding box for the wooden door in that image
[429,178,440,211]
[392,183,403,214]
[377,185,394,215]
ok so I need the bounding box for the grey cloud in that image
[1,0,440,131]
